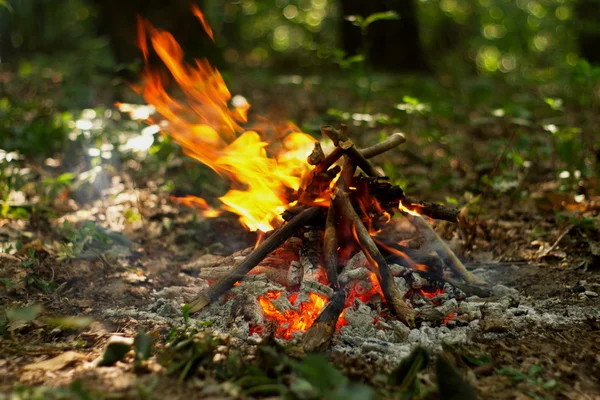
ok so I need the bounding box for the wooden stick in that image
[302,289,346,352]
[401,211,485,285]
[188,207,322,313]
[402,198,460,223]
[321,125,381,178]
[323,205,340,288]
[360,132,406,159]
[307,142,325,165]
[333,188,415,327]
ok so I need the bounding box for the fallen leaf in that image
[23,351,81,371]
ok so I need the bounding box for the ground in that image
[1,70,599,399]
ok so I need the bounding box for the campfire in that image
[132,8,489,352]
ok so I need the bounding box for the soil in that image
[1,198,599,399]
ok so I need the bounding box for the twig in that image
[536,224,574,259]
[402,197,460,223]
[333,188,415,327]
[302,289,346,352]
[321,125,381,177]
[188,206,322,313]
[401,211,485,285]
[360,132,406,159]
[323,205,340,288]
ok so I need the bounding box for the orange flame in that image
[258,291,328,339]
[398,200,423,217]
[418,287,445,299]
[170,195,221,217]
[136,9,316,232]
[191,5,215,42]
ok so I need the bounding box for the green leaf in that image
[389,346,429,390]
[364,11,400,28]
[544,97,564,111]
[96,336,133,367]
[528,364,543,378]
[344,15,364,27]
[542,379,557,389]
[7,304,42,322]
[46,316,94,330]
[497,367,527,382]
[0,0,14,12]
[436,356,478,400]
[134,330,153,363]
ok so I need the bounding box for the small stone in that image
[390,320,410,341]
[584,291,598,298]
[512,308,528,316]
[491,284,520,299]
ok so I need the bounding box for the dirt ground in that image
[1,190,599,399]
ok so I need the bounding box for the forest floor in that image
[1,70,600,399]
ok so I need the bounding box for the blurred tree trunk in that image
[92,0,214,67]
[576,0,600,64]
[340,0,430,73]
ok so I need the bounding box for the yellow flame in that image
[136,8,316,231]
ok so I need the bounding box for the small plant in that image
[57,221,115,261]
[335,11,399,110]
[497,364,558,397]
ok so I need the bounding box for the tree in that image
[92,0,214,67]
[340,0,430,72]
[576,0,600,64]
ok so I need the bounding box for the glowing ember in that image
[419,287,445,299]
[136,8,316,232]
[257,291,328,339]
[442,313,456,324]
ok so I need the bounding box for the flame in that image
[170,195,221,217]
[345,272,384,307]
[373,238,420,270]
[191,5,215,42]
[136,9,316,232]
[398,200,423,217]
[257,291,328,339]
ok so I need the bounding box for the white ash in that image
[339,267,370,286]
[394,277,410,298]
[125,259,600,369]
[287,260,303,286]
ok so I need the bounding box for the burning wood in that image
[188,207,322,313]
[399,204,485,285]
[333,187,416,328]
[136,4,485,347]
[302,289,347,352]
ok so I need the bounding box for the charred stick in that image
[323,205,340,288]
[401,211,485,285]
[360,132,406,159]
[307,142,325,165]
[188,206,322,313]
[282,205,309,221]
[313,145,348,175]
[333,188,416,327]
[340,159,356,191]
[302,288,346,352]
[402,197,460,223]
[321,125,381,177]
[441,276,492,298]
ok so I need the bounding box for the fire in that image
[418,287,445,299]
[398,200,423,217]
[257,291,328,339]
[136,7,316,232]
[169,195,221,217]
